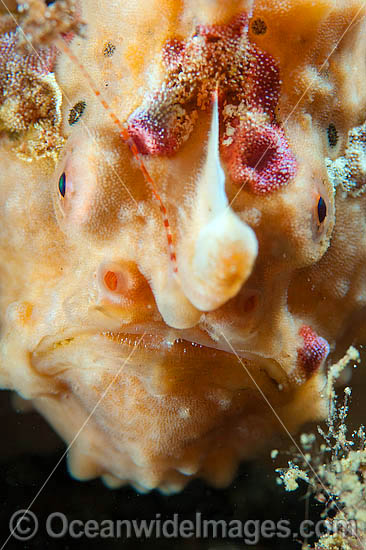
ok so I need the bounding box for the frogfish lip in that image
[30,323,294,495]
[32,321,290,391]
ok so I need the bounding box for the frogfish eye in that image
[317,195,327,224]
[58,172,66,197]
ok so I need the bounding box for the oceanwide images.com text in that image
[8,510,358,544]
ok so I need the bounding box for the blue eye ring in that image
[59,172,66,197]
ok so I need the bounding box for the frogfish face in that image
[1,0,366,494]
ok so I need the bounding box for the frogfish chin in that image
[1,0,366,493]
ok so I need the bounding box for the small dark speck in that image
[327,123,338,147]
[68,100,86,125]
[103,41,116,57]
[251,18,267,35]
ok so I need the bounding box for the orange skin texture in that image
[1,0,366,493]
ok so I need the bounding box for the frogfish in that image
[0,0,366,493]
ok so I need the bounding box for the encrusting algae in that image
[0,0,81,161]
[0,0,366,493]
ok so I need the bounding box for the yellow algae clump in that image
[0,0,366,493]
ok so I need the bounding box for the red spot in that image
[221,43,296,194]
[127,113,180,156]
[222,118,297,194]
[297,326,329,377]
[126,12,297,197]
[245,44,280,116]
[127,14,249,157]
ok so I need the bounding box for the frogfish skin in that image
[1,0,366,493]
